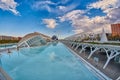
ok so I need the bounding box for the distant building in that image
[0,35,22,40]
[111,23,120,36]
[17,37,22,40]
[106,33,112,37]
[0,36,14,40]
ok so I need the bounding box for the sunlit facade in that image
[111,23,120,36]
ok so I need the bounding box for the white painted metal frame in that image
[63,40,120,69]
[18,35,45,47]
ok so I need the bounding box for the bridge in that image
[62,40,120,69]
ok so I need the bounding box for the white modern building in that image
[100,28,108,43]
[18,32,51,47]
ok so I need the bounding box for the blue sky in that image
[0,0,120,38]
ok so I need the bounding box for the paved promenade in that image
[64,42,120,80]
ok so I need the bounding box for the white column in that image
[103,58,110,69]
[75,44,79,50]
[116,76,120,80]
[88,47,99,59]
[25,42,30,47]
[79,45,86,54]
[79,49,84,54]
[103,50,114,69]
[71,44,74,48]
[72,43,76,48]
[71,42,74,47]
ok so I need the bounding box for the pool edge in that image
[0,67,12,80]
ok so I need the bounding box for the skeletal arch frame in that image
[64,41,120,69]
[18,35,46,47]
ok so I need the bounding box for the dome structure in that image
[18,32,51,47]
[51,35,58,40]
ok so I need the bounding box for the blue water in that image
[0,42,99,80]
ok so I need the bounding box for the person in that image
[17,47,19,51]
[8,49,11,53]
[94,57,99,67]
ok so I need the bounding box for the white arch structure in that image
[63,40,120,69]
[18,32,51,47]
[18,35,46,47]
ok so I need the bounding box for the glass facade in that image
[18,35,47,47]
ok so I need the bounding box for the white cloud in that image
[32,0,80,14]
[32,1,55,12]
[58,6,66,10]
[43,19,57,29]
[60,0,70,4]
[60,10,86,22]
[72,29,83,34]
[0,0,19,15]
[88,0,120,23]
[59,10,112,34]
[58,1,80,14]
[88,0,119,13]
[58,0,120,34]
[86,0,120,33]
[106,7,120,23]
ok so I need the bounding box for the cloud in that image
[58,6,66,10]
[88,0,119,13]
[59,10,111,34]
[86,0,120,33]
[32,0,80,14]
[106,7,120,23]
[43,19,57,29]
[32,1,56,12]
[72,29,83,34]
[57,0,80,14]
[58,0,120,34]
[59,0,70,4]
[59,10,86,22]
[88,0,120,23]
[0,0,19,15]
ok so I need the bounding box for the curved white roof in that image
[18,32,51,47]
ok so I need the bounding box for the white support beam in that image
[111,52,120,59]
[88,47,99,59]
[25,42,30,47]
[72,43,76,48]
[71,43,74,47]
[74,43,78,49]
[79,49,84,54]
[79,45,86,54]
[103,50,116,69]
[64,41,120,69]
[71,42,75,47]
[71,42,74,46]
[75,44,80,50]
[103,58,111,69]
